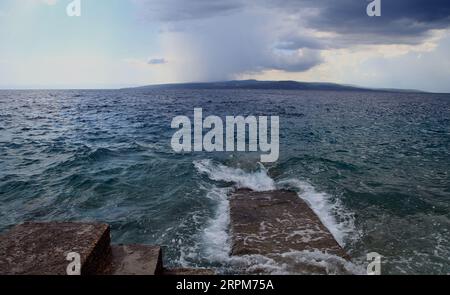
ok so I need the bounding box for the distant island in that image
[126,80,426,93]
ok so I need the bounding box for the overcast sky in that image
[0,0,449,92]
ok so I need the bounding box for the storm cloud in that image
[132,0,450,82]
[268,0,450,46]
[132,0,244,22]
[138,0,450,41]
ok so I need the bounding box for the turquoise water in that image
[0,89,449,274]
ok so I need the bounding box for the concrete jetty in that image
[0,222,111,275]
[0,222,211,275]
[1,189,350,275]
[230,189,350,274]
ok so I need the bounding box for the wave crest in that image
[194,159,276,191]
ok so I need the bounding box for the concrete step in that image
[0,222,111,275]
[101,245,163,275]
[230,189,350,273]
[0,222,210,275]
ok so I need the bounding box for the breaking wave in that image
[193,159,362,274]
[201,186,232,263]
[194,159,276,191]
[277,179,357,247]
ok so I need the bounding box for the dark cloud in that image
[133,0,450,79]
[140,0,450,44]
[267,49,323,72]
[134,0,244,22]
[268,0,450,45]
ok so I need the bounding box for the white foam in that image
[277,179,357,247]
[277,250,366,275]
[194,159,276,191]
[227,250,366,275]
[202,186,232,263]
[192,160,360,273]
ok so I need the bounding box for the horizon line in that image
[0,79,448,94]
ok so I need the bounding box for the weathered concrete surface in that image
[101,245,163,275]
[0,222,219,275]
[0,222,110,275]
[230,189,350,273]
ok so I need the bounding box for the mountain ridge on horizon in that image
[126,80,428,93]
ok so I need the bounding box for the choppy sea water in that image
[0,89,449,274]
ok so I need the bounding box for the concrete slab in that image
[230,189,349,260]
[0,222,110,275]
[102,245,163,275]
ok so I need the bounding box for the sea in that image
[0,89,449,274]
